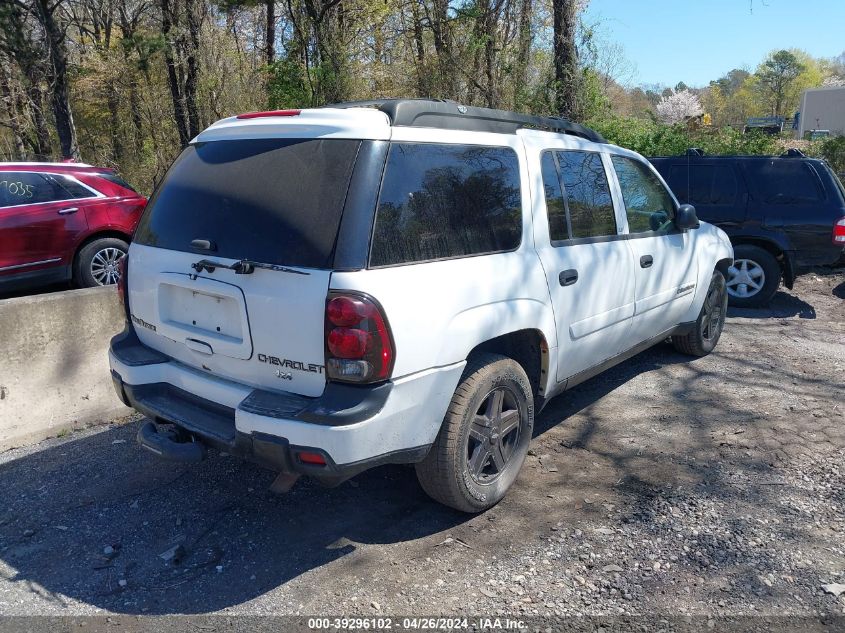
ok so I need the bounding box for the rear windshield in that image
[135,138,360,268]
[823,164,845,203]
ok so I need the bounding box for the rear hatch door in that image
[127,136,363,397]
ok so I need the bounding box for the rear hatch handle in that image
[190,258,310,276]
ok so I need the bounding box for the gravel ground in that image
[0,268,843,625]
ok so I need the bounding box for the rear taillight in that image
[325,292,394,384]
[834,217,845,244]
[117,256,129,319]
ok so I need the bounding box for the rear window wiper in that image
[191,258,310,276]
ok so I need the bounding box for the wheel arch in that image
[73,229,132,263]
[729,237,795,289]
[684,235,734,322]
[715,257,733,279]
[72,230,132,284]
[464,328,551,404]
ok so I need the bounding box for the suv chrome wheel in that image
[90,247,126,286]
[466,386,522,485]
[726,259,765,299]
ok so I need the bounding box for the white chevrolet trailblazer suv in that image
[109,99,733,512]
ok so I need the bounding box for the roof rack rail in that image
[324,98,606,143]
[781,148,806,158]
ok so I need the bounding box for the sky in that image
[582,0,845,88]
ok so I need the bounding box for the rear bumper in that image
[109,328,464,482]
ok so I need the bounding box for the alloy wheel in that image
[466,386,522,485]
[90,247,126,286]
[726,258,765,299]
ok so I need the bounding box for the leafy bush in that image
[819,136,845,174]
[586,115,780,157]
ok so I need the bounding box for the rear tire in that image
[726,244,780,308]
[673,270,728,357]
[73,237,129,288]
[415,353,534,513]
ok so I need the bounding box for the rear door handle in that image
[559,269,578,286]
[640,255,654,268]
[58,207,79,215]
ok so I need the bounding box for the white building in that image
[798,86,845,138]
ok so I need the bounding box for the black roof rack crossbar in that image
[324,99,606,143]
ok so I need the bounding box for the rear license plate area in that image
[159,284,243,341]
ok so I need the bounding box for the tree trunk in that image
[160,0,189,147]
[25,81,52,159]
[3,0,52,158]
[127,78,143,156]
[0,61,27,159]
[483,2,497,108]
[118,10,145,157]
[107,82,123,163]
[410,0,427,96]
[513,0,532,108]
[184,0,202,140]
[266,0,275,66]
[430,0,452,97]
[552,0,579,119]
[35,0,80,160]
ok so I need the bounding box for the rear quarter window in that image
[98,172,138,193]
[369,143,522,266]
[744,160,824,205]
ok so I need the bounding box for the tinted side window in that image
[53,175,98,199]
[612,156,676,234]
[556,151,616,239]
[0,172,72,207]
[711,164,739,205]
[667,164,709,203]
[744,160,823,204]
[370,143,522,266]
[667,164,737,206]
[541,152,568,241]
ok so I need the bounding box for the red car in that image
[0,162,146,291]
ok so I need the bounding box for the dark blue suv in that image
[650,151,845,307]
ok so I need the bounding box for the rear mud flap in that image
[781,251,797,290]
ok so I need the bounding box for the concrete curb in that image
[0,286,128,451]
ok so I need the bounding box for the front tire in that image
[73,237,129,288]
[673,270,728,357]
[416,353,534,513]
[726,244,780,308]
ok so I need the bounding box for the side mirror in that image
[675,204,700,230]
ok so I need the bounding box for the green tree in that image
[754,49,804,116]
